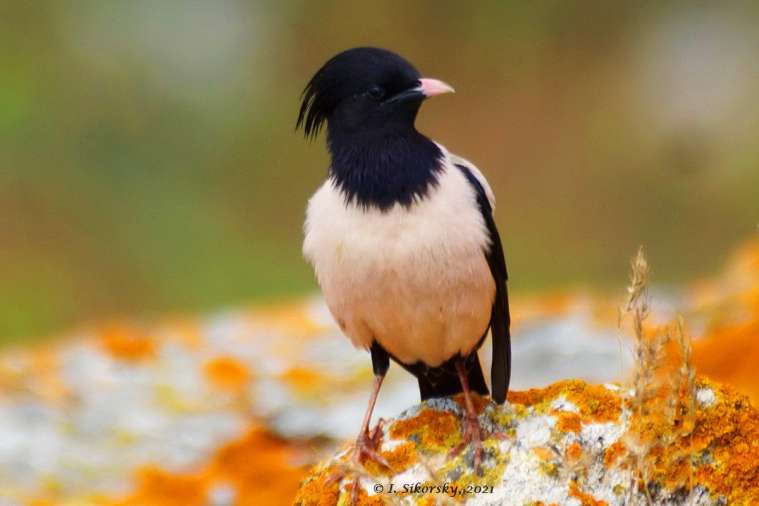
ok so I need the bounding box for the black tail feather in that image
[414,353,489,401]
[373,340,490,402]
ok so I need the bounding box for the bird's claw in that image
[449,412,484,474]
[353,425,391,470]
[326,424,392,505]
[351,426,392,503]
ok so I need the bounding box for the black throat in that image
[327,127,443,211]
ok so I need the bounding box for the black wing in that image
[456,164,511,404]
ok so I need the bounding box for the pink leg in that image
[353,374,391,469]
[328,374,391,505]
[449,360,484,473]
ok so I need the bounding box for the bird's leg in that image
[352,342,392,469]
[352,373,391,468]
[328,343,392,504]
[449,359,484,473]
[334,373,389,504]
[327,375,390,502]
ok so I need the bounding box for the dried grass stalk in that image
[620,246,697,505]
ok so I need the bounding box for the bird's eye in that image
[367,86,385,100]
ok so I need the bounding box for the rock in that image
[0,296,642,504]
[294,377,759,505]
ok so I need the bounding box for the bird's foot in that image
[449,411,484,474]
[353,422,391,469]
[350,424,392,502]
[326,422,391,505]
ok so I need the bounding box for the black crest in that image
[296,47,420,139]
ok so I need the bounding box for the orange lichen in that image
[113,425,306,506]
[625,378,759,504]
[566,442,584,462]
[293,466,341,506]
[203,356,251,391]
[569,480,607,506]
[99,324,156,361]
[677,381,759,504]
[344,483,385,506]
[508,380,621,423]
[603,441,626,467]
[555,411,581,433]
[390,408,461,450]
[372,441,417,475]
[294,463,389,506]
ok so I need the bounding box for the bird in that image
[297,47,511,477]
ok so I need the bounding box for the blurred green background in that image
[2,2,758,342]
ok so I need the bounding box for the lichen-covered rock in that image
[0,296,640,505]
[294,378,759,505]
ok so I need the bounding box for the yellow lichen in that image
[533,446,559,477]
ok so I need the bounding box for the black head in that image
[297,47,451,140]
[297,47,455,210]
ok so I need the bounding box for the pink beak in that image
[418,78,455,98]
